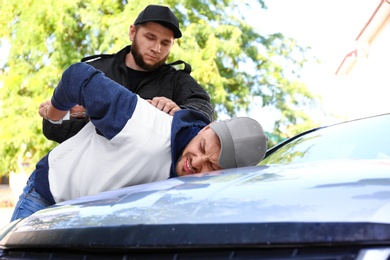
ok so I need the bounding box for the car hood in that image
[9,159,390,228]
[1,159,390,248]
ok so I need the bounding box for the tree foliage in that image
[0,0,320,176]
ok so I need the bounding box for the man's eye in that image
[210,163,216,171]
[199,141,205,153]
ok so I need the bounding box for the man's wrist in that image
[45,105,63,124]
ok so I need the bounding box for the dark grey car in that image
[1,113,390,259]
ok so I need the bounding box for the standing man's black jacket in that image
[43,45,214,143]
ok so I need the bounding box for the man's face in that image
[129,22,174,71]
[176,125,223,176]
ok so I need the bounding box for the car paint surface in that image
[1,114,390,254]
[3,159,390,234]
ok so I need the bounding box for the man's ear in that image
[129,24,136,41]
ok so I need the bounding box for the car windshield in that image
[260,114,390,165]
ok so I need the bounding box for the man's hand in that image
[38,100,68,122]
[38,100,52,119]
[147,97,181,115]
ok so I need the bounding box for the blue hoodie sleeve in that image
[50,62,138,140]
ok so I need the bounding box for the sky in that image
[242,0,382,131]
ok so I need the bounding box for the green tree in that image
[0,0,320,176]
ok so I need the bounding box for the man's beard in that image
[131,36,169,71]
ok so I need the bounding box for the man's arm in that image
[172,72,214,121]
[41,54,117,143]
[42,62,138,140]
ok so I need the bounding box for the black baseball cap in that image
[134,5,182,38]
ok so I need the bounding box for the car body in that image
[1,113,390,259]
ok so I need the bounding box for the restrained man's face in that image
[176,125,223,176]
[129,22,174,71]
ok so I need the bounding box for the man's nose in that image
[152,42,161,53]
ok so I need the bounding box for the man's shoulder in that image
[80,46,129,65]
[81,54,114,63]
[80,54,118,73]
[166,60,192,74]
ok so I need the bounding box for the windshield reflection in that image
[261,114,390,165]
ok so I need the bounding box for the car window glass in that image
[260,115,390,165]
